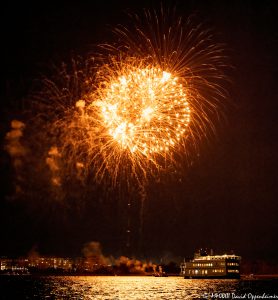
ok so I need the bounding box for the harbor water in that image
[0,276,278,299]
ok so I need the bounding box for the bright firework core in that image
[94,66,191,157]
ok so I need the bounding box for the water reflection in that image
[31,276,239,299]
[2,276,278,299]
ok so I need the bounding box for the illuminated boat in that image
[180,249,241,279]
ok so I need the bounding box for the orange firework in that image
[95,65,190,155]
[65,56,192,184]
[34,8,228,187]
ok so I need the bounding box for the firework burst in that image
[30,7,228,187]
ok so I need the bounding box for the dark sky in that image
[1,0,278,263]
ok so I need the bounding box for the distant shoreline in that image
[1,273,278,279]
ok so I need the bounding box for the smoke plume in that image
[45,146,62,187]
[5,120,27,197]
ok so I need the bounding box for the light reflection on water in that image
[56,276,238,299]
[1,276,241,299]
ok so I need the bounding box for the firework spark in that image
[29,7,228,187]
[95,65,190,155]
[70,58,191,181]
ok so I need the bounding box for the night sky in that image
[1,0,278,264]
